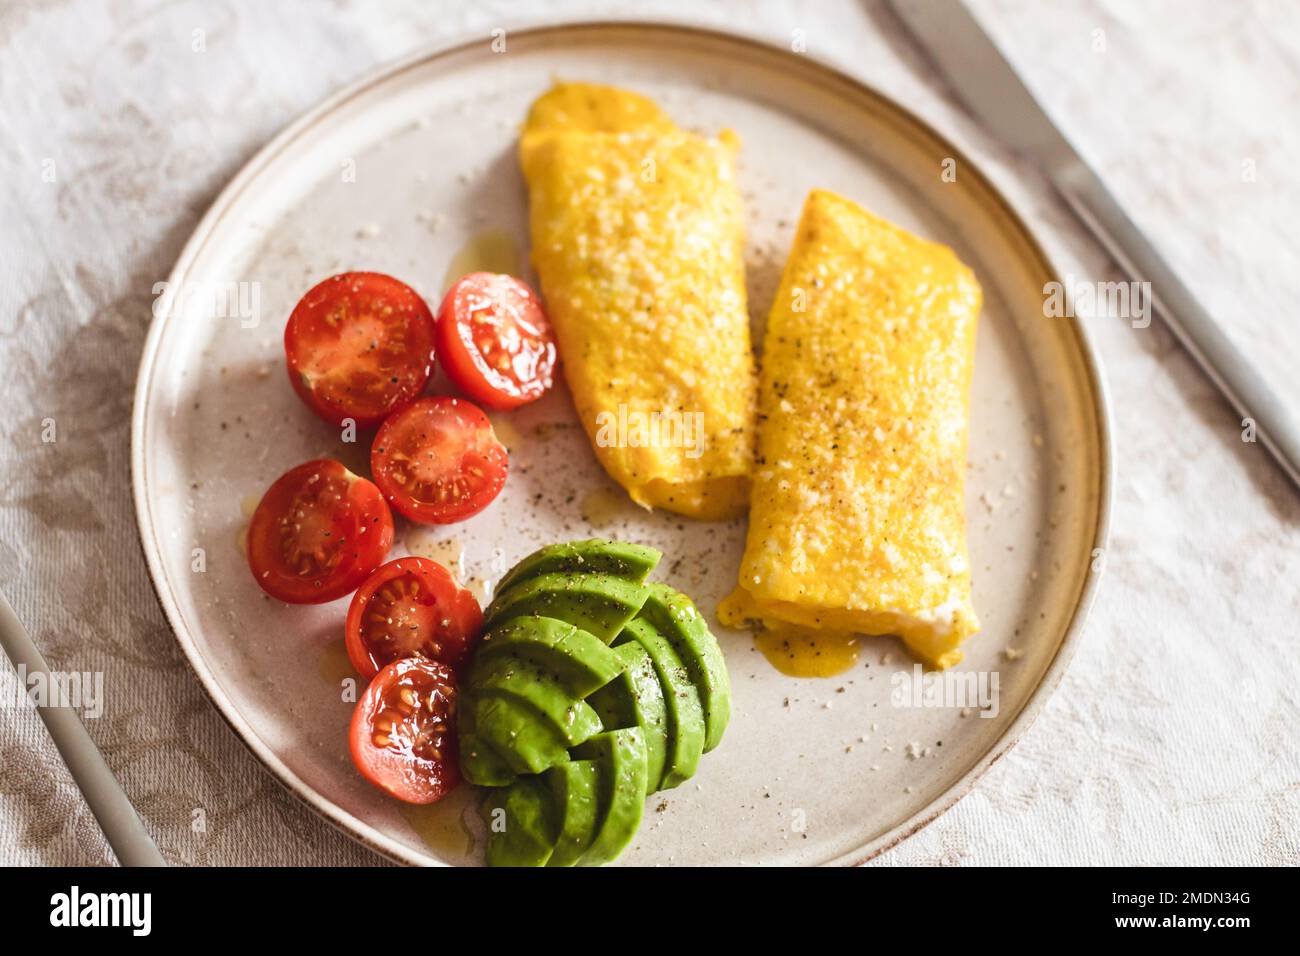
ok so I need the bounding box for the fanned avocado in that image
[637,584,731,752]
[484,572,651,643]
[472,616,623,697]
[615,617,704,790]
[459,699,517,787]
[465,539,733,867]
[472,694,571,776]
[494,539,661,594]
[468,656,603,747]
[587,641,668,792]
[544,760,601,867]
[484,777,558,867]
[572,728,648,866]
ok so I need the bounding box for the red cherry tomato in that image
[350,657,460,804]
[370,396,508,524]
[345,557,483,679]
[284,272,435,427]
[436,272,557,410]
[246,459,394,604]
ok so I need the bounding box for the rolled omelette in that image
[519,83,756,520]
[719,190,981,668]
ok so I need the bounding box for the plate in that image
[131,21,1111,866]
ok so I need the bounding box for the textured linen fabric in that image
[0,0,1296,866]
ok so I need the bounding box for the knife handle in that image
[0,593,166,867]
[1057,162,1300,491]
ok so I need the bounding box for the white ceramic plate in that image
[132,22,1111,866]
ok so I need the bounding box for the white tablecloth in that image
[1,0,1296,865]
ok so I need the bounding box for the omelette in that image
[719,190,981,669]
[519,83,757,520]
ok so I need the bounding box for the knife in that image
[0,592,166,866]
[890,0,1300,492]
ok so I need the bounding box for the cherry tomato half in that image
[247,459,394,604]
[284,272,435,427]
[345,557,483,679]
[436,272,557,410]
[350,657,460,804]
[370,396,508,524]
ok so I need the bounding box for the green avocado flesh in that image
[615,617,704,790]
[473,616,623,698]
[459,700,517,787]
[483,572,651,642]
[637,584,732,753]
[485,777,558,868]
[572,728,648,866]
[463,539,729,866]
[588,641,668,793]
[472,695,570,776]
[544,760,600,867]
[467,656,603,747]
[494,539,661,594]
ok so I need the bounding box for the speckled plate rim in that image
[131,18,1114,868]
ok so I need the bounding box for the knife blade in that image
[890,0,1300,491]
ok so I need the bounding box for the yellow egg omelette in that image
[719,190,981,668]
[519,83,757,520]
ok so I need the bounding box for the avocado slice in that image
[587,641,668,792]
[494,539,661,594]
[637,584,731,752]
[471,694,571,776]
[484,572,651,643]
[458,697,517,787]
[473,616,623,698]
[615,617,704,790]
[468,655,603,747]
[544,760,601,867]
[572,728,648,866]
[484,777,558,867]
